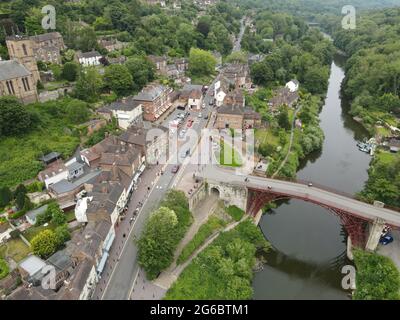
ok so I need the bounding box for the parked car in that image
[380,234,394,245]
[187,119,194,128]
[180,149,190,159]
[204,115,209,120]
[177,105,186,110]
[198,113,202,118]
[171,165,180,173]
[179,129,187,139]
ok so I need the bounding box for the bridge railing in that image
[267,176,400,213]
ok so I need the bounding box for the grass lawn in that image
[177,216,226,265]
[218,141,242,167]
[225,205,245,222]
[255,128,279,147]
[65,210,76,223]
[0,239,31,263]
[23,222,58,242]
[375,151,397,165]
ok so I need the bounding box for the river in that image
[253,57,371,299]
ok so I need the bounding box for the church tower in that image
[6,35,40,85]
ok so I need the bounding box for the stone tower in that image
[6,35,40,84]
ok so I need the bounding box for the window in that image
[22,78,27,91]
[6,81,15,95]
[22,43,28,56]
[22,78,30,91]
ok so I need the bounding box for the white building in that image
[286,79,299,93]
[77,51,102,67]
[38,159,69,189]
[106,97,143,129]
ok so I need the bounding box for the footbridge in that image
[196,166,400,251]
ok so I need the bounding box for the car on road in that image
[179,129,187,139]
[180,149,190,159]
[198,113,202,118]
[308,183,313,187]
[171,165,180,173]
[204,114,209,120]
[202,103,206,109]
[380,234,394,245]
[209,99,214,106]
[187,119,194,127]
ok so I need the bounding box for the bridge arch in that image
[210,187,220,197]
[246,188,370,248]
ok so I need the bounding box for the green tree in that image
[62,62,80,82]
[74,68,103,102]
[278,107,291,130]
[103,65,134,96]
[46,202,67,226]
[0,187,12,207]
[189,48,216,77]
[65,100,90,124]
[125,56,156,91]
[353,249,400,300]
[0,97,34,137]
[31,229,59,259]
[55,224,71,246]
[138,206,179,280]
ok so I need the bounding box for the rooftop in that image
[0,60,31,81]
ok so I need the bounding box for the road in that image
[198,165,400,227]
[99,15,249,300]
[233,17,246,52]
[99,81,217,301]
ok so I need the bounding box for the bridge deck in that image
[198,166,400,227]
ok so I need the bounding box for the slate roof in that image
[0,60,31,81]
[134,84,169,101]
[30,32,62,43]
[107,96,142,111]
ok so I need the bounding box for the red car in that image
[171,165,180,173]
[187,119,194,128]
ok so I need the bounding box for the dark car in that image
[379,234,394,245]
[171,165,180,173]
[177,105,186,110]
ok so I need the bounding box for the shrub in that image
[225,205,245,222]
[0,259,9,280]
[353,249,400,300]
[31,229,59,259]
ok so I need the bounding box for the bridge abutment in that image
[365,218,386,252]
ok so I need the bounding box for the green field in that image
[218,141,243,167]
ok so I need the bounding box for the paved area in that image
[377,229,400,271]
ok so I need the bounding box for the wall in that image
[207,179,247,212]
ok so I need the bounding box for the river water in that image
[253,57,371,299]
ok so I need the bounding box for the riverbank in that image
[165,220,270,300]
[253,59,370,300]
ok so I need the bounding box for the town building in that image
[29,32,65,64]
[97,38,128,52]
[133,83,174,122]
[216,102,261,130]
[76,51,102,67]
[285,79,299,93]
[222,63,250,89]
[118,123,168,166]
[268,86,299,110]
[0,60,38,104]
[147,55,167,75]
[104,96,143,129]
[6,35,41,84]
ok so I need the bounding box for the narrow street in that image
[98,16,248,300]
